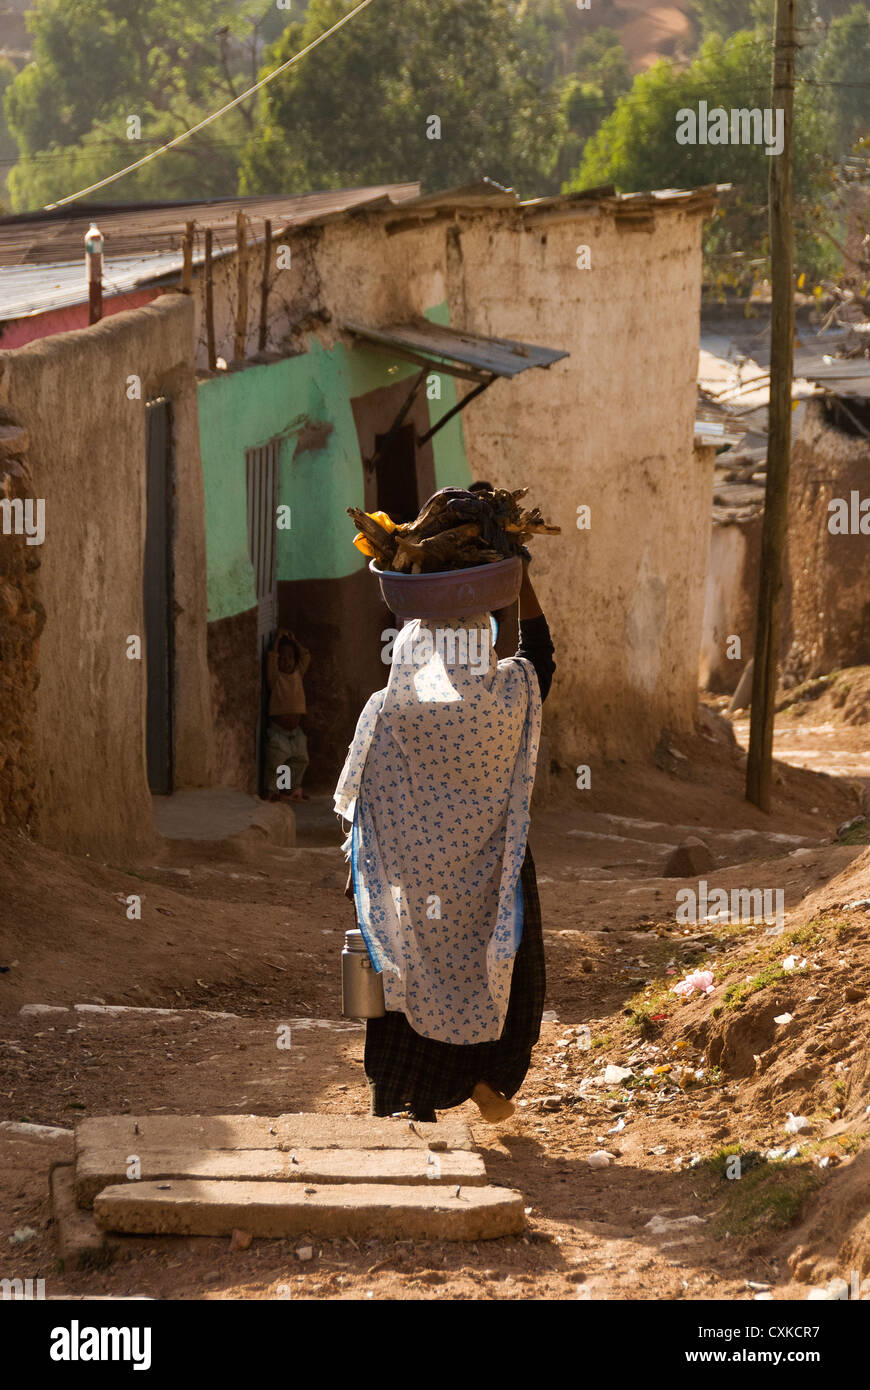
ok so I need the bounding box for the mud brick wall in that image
[0,295,215,857]
[787,398,870,682]
[0,417,44,830]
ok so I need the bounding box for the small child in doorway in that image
[266,630,310,801]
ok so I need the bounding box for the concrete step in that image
[151,789,295,851]
[76,1113,476,1157]
[50,1164,113,1270]
[75,1145,486,1207]
[94,1179,525,1241]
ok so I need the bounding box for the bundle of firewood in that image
[348,486,560,573]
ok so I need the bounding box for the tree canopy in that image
[4,0,277,208]
[568,27,859,285]
[239,0,559,197]
[1,0,866,293]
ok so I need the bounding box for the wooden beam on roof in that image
[234,210,248,362]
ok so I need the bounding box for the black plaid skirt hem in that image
[363,845,546,1119]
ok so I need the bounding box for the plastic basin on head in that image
[370,555,523,620]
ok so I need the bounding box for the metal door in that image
[246,441,280,792]
[144,397,174,794]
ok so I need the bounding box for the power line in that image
[4,71,864,160]
[42,0,378,209]
[0,15,861,195]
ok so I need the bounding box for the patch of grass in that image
[784,922,824,951]
[625,1006,658,1039]
[625,973,674,1017]
[837,1133,862,1155]
[804,1132,864,1162]
[838,822,870,846]
[701,1156,822,1237]
[723,962,787,1010]
[834,917,859,935]
[776,674,833,714]
[707,1142,741,1170]
[590,1033,612,1050]
[108,865,152,882]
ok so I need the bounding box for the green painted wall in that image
[197,305,471,623]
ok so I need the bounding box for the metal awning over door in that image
[343,318,568,383]
[343,317,568,465]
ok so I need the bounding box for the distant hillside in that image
[0,0,30,60]
[525,0,697,73]
[602,1,695,71]
[1,1,698,70]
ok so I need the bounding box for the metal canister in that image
[341,929,385,1019]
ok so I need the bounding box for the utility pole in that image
[746,0,796,812]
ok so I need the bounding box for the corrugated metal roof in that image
[0,253,184,319]
[695,388,749,447]
[522,184,726,217]
[401,177,520,210]
[0,185,421,268]
[791,345,870,398]
[0,177,723,324]
[380,182,724,229]
[342,317,568,381]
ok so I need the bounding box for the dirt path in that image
[1,699,868,1301]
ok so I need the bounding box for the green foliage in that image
[569,31,837,287]
[709,1158,821,1236]
[814,5,870,159]
[550,28,632,187]
[723,959,787,1008]
[239,0,559,197]
[690,0,757,39]
[0,56,19,211]
[1,0,862,298]
[4,0,291,210]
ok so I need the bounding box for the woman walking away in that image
[335,556,555,1124]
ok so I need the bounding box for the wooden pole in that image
[258,218,272,353]
[181,220,194,293]
[204,228,216,372]
[85,222,103,325]
[234,209,248,362]
[746,0,796,812]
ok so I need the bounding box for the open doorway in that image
[373,423,419,523]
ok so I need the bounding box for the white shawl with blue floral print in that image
[334,614,542,1044]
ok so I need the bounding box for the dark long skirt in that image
[363,846,546,1120]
